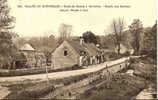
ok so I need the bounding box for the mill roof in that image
[67,40,99,56]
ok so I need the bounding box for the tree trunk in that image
[117,43,121,55]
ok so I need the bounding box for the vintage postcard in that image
[0,0,157,99]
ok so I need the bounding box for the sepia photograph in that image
[0,0,157,99]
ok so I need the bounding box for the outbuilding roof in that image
[20,43,35,51]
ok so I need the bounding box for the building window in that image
[64,50,68,56]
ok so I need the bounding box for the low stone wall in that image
[0,67,54,77]
[0,65,81,77]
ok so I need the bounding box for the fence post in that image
[45,65,49,84]
[106,64,108,68]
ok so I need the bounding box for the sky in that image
[8,0,156,37]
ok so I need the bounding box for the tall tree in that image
[0,0,14,30]
[151,22,157,53]
[100,34,115,50]
[82,31,98,44]
[28,34,57,63]
[110,18,125,55]
[129,19,143,55]
[140,22,157,58]
[0,0,16,69]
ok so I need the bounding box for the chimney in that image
[80,37,84,45]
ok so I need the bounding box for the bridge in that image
[42,57,130,99]
[0,56,134,99]
[0,57,130,84]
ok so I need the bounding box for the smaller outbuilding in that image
[19,43,36,68]
[16,43,47,68]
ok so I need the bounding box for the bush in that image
[80,74,146,100]
[7,83,55,99]
[108,52,120,60]
[121,51,130,57]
